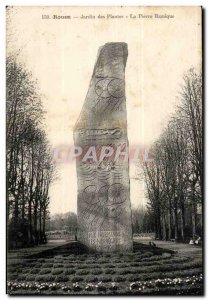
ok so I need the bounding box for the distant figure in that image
[189,239,194,245]
[149,241,156,247]
[195,237,201,245]
[75,235,77,241]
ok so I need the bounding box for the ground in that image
[7,238,203,295]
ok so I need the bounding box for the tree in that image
[143,68,202,241]
[46,212,77,232]
[131,206,146,234]
[6,55,56,248]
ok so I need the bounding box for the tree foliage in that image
[45,212,77,232]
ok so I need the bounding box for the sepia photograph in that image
[6,6,203,295]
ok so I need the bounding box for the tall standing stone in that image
[74,42,133,252]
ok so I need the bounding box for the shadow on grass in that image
[28,241,175,259]
[133,242,175,255]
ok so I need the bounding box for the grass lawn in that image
[7,239,203,295]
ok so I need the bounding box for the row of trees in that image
[7,55,55,248]
[45,212,77,232]
[131,206,154,234]
[143,69,202,241]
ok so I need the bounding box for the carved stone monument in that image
[74,42,133,252]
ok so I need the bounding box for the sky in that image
[7,6,202,215]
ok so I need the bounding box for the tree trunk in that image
[14,195,19,228]
[39,207,42,243]
[168,206,172,240]
[174,199,178,240]
[157,207,162,239]
[29,144,34,244]
[180,200,185,241]
[162,213,167,240]
[191,182,197,240]
[192,201,197,240]
[34,203,38,244]
[43,208,46,236]
[21,145,25,220]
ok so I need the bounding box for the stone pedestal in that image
[74,42,133,252]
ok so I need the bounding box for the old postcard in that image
[6,6,203,295]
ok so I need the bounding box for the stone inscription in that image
[88,231,123,247]
[77,128,122,139]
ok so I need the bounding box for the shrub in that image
[64,269,76,275]
[124,253,135,259]
[144,255,164,262]
[18,274,27,281]
[142,252,154,257]
[118,269,131,275]
[72,276,83,282]
[8,274,18,280]
[86,260,100,265]
[82,254,88,258]
[118,253,124,257]
[8,268,18,274]
[45,275,56,282]
[118,263,128,268]
[67,254,75,259]
[76,256,85,261]
[134,251,142,256]
[55,275,68,282]
[21,268,30,274]
[128,268,140,274]
[30,268,40,274]
[63,254,71,258]
[164,268,202,279]
[26,275,36,281]
[103,264,115,269]
[76,269,89,275]
[54,255,63,260]
[26,258,36,263]
[65,264,75,269]
[104,253,111,258]
[52,268,63,275]
[76,264,88,269]
[42,263,53,268]
[105,269,116,275]
[85,276,99,283]
[91,269,103,275]
[90,264,101,269]
[127,274,141,282]
[26,262,36,268]
[20,261,29,267]
[98,259,109,264]
[114,276,126,282]
[35,274,55,282]
[39,268,51,275]
[99,276,112,282]
[129,262,140,267]
[45,258,54,263]
[53,263,63,268]
[34,263,42,268]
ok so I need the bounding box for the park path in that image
[134,237,202,259]
[7,239,69,264]
[8,237,203,265]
